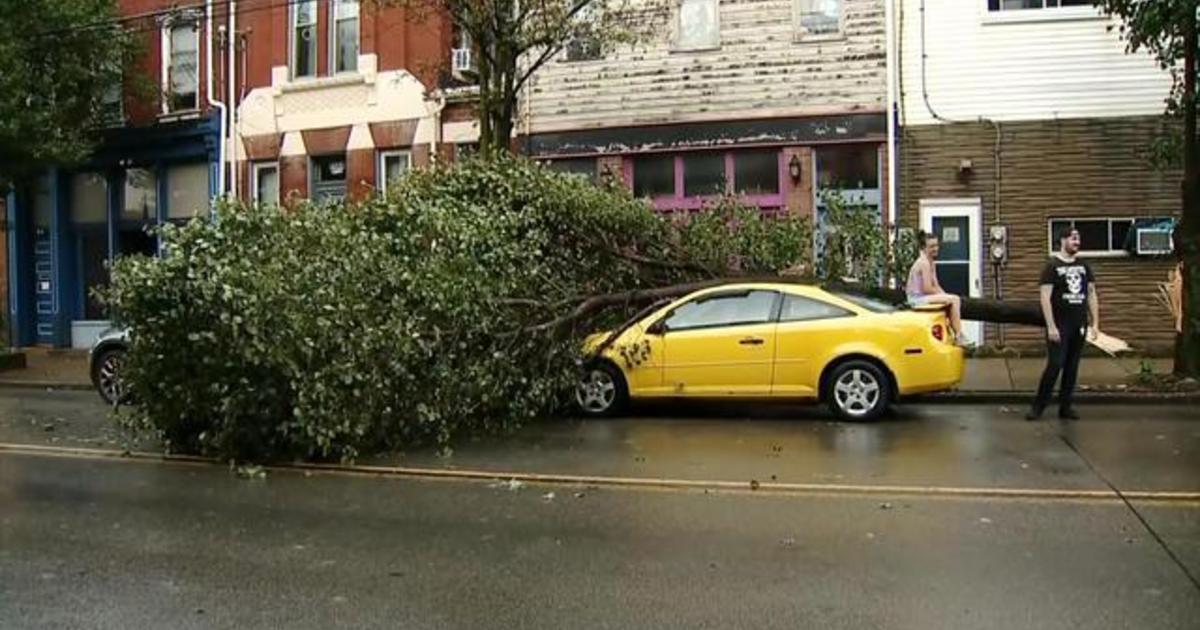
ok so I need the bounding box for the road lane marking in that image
[2,441,1198,504]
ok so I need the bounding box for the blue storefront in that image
[5,114,220,348]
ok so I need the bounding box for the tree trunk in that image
[1175,6,1200,377]
[536,278,1048,337]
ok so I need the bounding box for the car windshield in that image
[832,292,898,314]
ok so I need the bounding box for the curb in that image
[0,381,95,392]
[912,391,1200,405]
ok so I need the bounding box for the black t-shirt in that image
[1039,256,1094,326]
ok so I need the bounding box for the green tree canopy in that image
[0,0,137,191]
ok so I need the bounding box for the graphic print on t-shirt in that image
[1060,265,1086,305]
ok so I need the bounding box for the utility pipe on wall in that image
[228,0,238,199]
[206,0,227,197]
[885,0,898,230]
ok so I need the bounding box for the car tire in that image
[823,359,891,422]
[92,347,129,406]
[575,361,629,418]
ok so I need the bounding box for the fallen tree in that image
[105,155,1041,462]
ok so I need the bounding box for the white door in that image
[919,199,983,346]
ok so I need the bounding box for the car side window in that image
[664,290,777,331]
[779,294,853,323]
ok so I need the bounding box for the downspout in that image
[228,0,238,199]
[919,0,1004,340]
[206,0,227,198]
[885,0,897,230]
[431,92,446,165]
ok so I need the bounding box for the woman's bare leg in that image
[924,293,964,339]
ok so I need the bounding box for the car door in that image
[658,290,780,397]
[771,293,857,397]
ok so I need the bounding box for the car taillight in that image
[931,324,944,342]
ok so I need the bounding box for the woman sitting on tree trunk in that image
[906,231,966,344]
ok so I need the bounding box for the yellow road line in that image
[2,441,1198,504]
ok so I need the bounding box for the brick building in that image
[895,0,1180,350]
[231,0,459,205]
[5,0,460,348]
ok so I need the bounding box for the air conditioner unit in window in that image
[1135,227,1173,256]
[451,48,475,79]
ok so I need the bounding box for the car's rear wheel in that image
[823,360,890,422]
[92,348,128,406]
[575,362,628,417]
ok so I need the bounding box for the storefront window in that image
[682,153,725,197]
[733,150,780,196]
[167,162,210,220]
[71,173,110,319]
[120,168,159,258]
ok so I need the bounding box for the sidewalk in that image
[0,348,1187,398]
[0,348,91,390]
[959,357,1174,392]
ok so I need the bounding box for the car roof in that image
[687,282,824,298]
[678,282,873,314]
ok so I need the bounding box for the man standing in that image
[1027,227,1102,421]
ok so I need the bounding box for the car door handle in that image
[739,337,764,346]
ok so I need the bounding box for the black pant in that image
[1032,322,1086,414]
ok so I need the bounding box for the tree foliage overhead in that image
[0,0,137,191]
[1094,0,1199,376]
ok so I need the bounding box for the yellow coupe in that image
[576,283,964,421]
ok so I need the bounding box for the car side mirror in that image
[646,320,667,336]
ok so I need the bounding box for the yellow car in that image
[576,283,964,421]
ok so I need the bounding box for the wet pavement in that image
[0,389,1198,628]
[0,453,1198,630]
[1,390,1198,494]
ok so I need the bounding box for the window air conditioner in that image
[1135,228,1173,256]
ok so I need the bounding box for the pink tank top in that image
[906,256,929,299]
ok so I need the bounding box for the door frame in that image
[919,198,983,346]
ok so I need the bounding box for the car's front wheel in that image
[575,362,628,417]
[92,348,129,406]
[824,360,891,422]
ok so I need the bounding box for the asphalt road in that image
[0,389,1197,629]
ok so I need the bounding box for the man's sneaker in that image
[1058,409,1080,421]
[1024,408,1043,421]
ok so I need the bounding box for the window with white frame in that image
[379,151,411,192]
[253,162,280,205]
[794,0,841,38]
[565,3,602,62]
[675,0,720,50]
[332,0,359,73]
[987,0,1093,10]
[311,154,348,202]
[164,22,199,112]
[1045,217,1172,255]
[293,0,318,78]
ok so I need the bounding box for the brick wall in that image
[899,116,1182,352]
[781,147,814,219]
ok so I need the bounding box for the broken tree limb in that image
[524,275,1047,336]
[834,284,1045,327]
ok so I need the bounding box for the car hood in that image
[581,331,613,355]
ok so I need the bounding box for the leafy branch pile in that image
[106,155,859,461]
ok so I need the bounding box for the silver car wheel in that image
[833,368,880,418]
[98,351,126,405]
[576,368,617,414]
